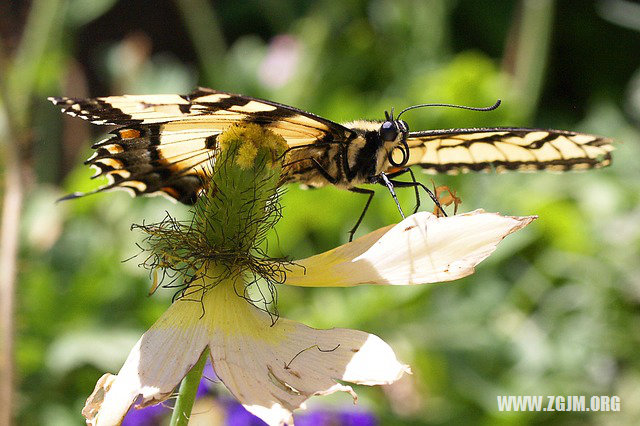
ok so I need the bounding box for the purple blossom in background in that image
[200,360,218,394]
[296,410,377,426]
[225,397,377,426]
[121,401,168,426]
[225,398,267,425]
[259,35,300,88]
[336,411,378,426]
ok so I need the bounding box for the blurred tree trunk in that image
[503,0,555,122]
[0,0,65,423]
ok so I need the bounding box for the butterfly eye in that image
[380,121,398,142]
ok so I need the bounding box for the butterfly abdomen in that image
[281,144,346,188]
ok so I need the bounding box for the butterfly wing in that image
[49,88,355,203]
[399,127,613,174]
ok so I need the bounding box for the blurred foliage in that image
[2,0,640,424]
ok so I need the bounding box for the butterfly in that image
[49,87,613,239]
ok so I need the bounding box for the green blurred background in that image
[1,0,640,424]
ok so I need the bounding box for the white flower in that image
[82,209,534,426]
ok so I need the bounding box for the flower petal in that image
[83,299,213,425]
[210,316,409,426]
[285,210,536,287]
[202,282,409,425]
[84,282,409,426]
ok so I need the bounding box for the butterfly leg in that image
[383,168,447,217]
[347,187,375,242]
[304,158,374,241]
[376,173,406,219]
[289,157,369,242]
[384,168,420,213]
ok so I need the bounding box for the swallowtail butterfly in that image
[50,88,613,238]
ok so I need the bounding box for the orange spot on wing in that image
[119,129,141,139]
[161,186,180,199]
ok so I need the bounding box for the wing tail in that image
[64,123,215,204]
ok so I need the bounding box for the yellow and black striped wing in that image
[402,128,613,174]
[49,88,354,203]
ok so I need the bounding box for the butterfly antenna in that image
[396,99,501,120]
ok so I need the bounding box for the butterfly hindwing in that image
[77,124,214,203]
[402,127,613,174]
[49,88,355,203]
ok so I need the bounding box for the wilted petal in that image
[84,282,408,426]
[205,283,409,425]
[285,210,536,287]
[211,316,408,425]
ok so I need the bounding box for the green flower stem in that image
[169,347,209,426]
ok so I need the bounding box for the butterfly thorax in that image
[343,120,399,182]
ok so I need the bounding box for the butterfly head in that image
[380,99,502,167]
[381,109,410,167]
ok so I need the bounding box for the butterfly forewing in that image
[401,128,613,174]
[49,88,355,203]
